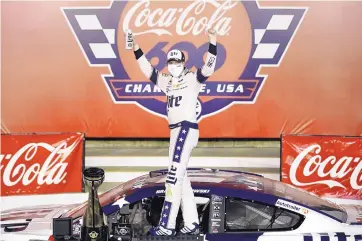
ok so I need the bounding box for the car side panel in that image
[206,232,264,241]
[206,233,362,241]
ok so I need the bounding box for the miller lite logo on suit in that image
[62,0,307,121]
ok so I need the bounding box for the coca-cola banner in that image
[0,133,85,196]
[281,134,362,200]
[2,1,362,138]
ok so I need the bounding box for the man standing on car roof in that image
[128,29,217,236]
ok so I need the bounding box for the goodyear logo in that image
[62,0,307,120]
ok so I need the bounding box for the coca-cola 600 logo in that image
[62,0,306,120]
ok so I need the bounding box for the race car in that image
[1,168,362,241]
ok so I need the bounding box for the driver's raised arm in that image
[196,29,218,84]
[132,36,169,93]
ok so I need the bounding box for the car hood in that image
[1,203,79,237]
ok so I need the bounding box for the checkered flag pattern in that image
[75,15,117,59]
[252,14,294,59]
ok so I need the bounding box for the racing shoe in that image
[149,226,176,236]
[180,222,199,235]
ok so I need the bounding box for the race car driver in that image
[128,29,217,236]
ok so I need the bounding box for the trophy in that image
[81,167,109,241]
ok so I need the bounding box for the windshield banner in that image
[0,133,85,196]
[281,134,362,200]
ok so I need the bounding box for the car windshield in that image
[263,178,347,222]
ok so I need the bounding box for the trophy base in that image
[81,226,109,241]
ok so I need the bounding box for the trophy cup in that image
[81,167,109,241]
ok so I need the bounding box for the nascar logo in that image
[62,0,307,120]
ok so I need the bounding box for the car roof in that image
[64,168,344,222]
[141,168,264,188]
[110,168,344,215]
[63,169,264,218]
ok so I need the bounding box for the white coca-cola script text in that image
[123,0,238,36]
[289,144,362,189]
[0,141,79,187]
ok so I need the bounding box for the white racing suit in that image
[133,42,217,231]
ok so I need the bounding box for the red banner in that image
[0,133,85,196]
[2,1,362,138]
[281,134,362,200]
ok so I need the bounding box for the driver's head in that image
[167,49,185,77]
